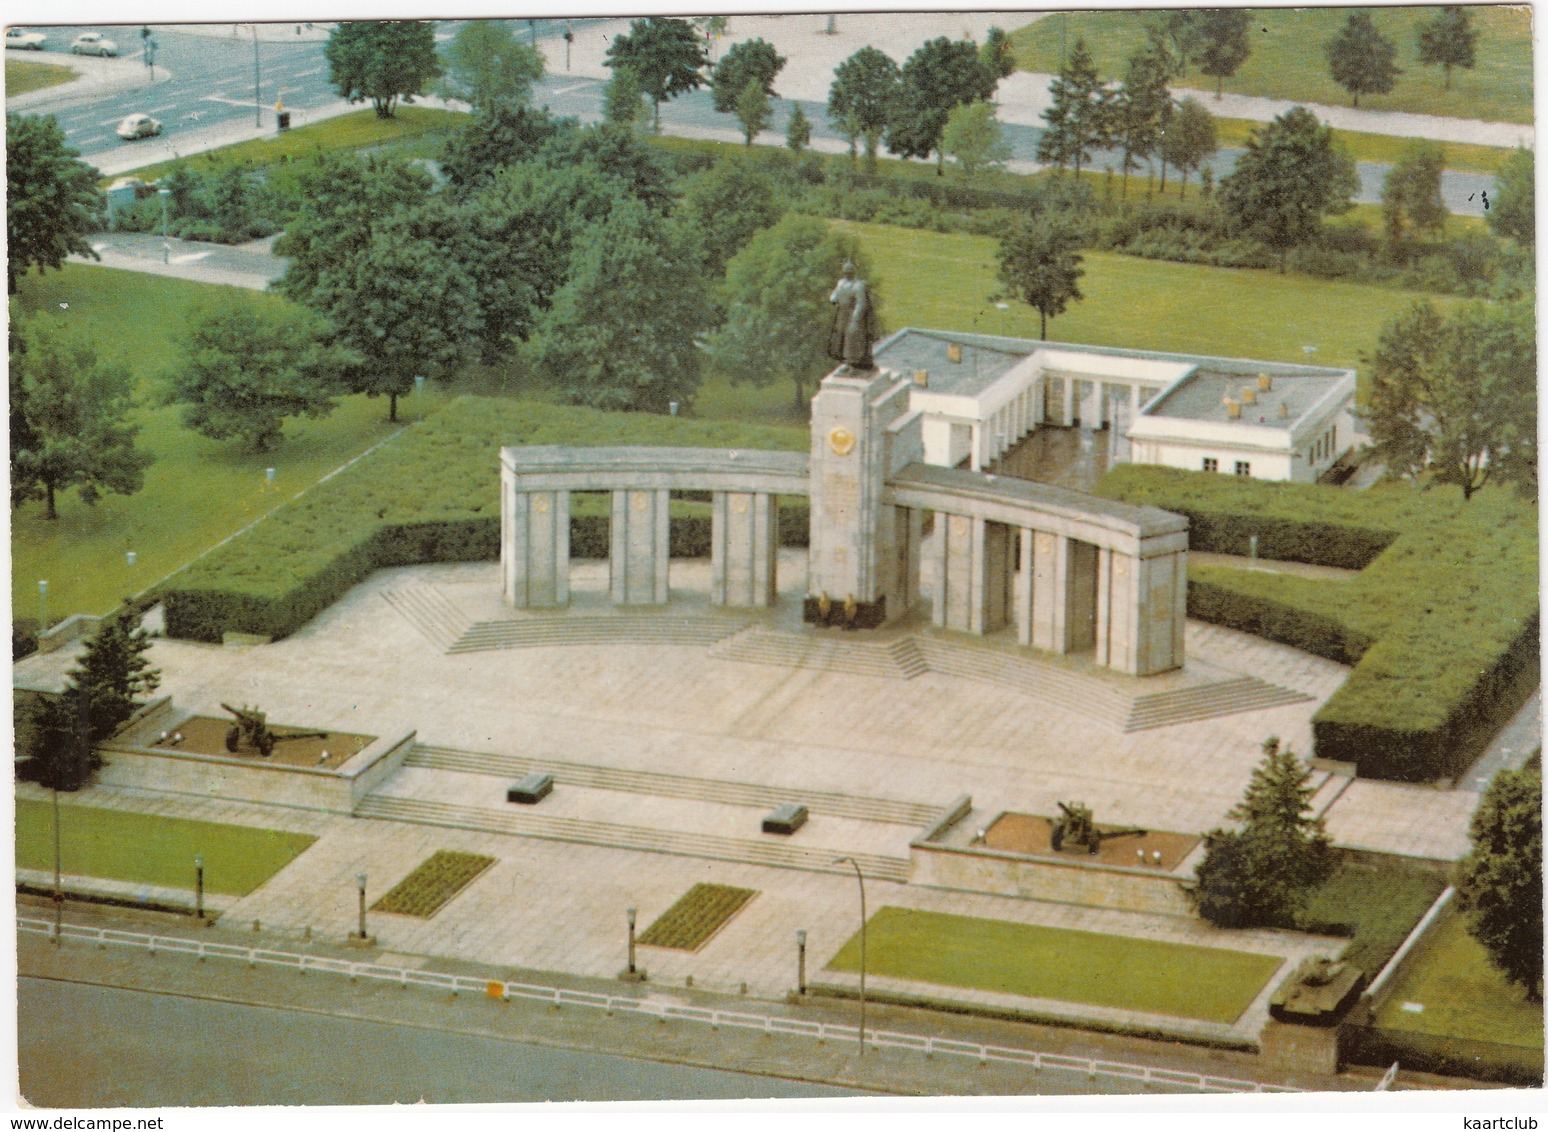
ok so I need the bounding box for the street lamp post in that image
[414,374,426,421]
[355,873,368,940]
[834,857,867,1055]
[194,854,205,920]
[252,24,262,129]
[626,907,638,975]
[51,774,62,943]
[37,579,47,631]
[796,928,807,995]
[158,187,171,263]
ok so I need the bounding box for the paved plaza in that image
[17,550,1486,1046]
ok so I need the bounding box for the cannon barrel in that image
[1094,827,1148,842]
[268,730,330,744]
[1056,801,1076,816]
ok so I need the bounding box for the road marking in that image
[171,252,215,264]
[550,81,597,96]
[202,95,262,108]
[292,66,323,78]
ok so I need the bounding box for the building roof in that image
[1141,369,1350,431]
[872,330,1025,396]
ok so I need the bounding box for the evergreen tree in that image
[734,79,772,146]
[1162,98,1218,201]
[1194,8,1252,100]
[1380,142,1447,256]
[1112,44,1170,200]
[1036,40,1113,177]
[602,65,648,132]
[887,37,999,174]
[997,214,1085,339]
[785,104,812,154]
[1456,765,1543,1002]
[672,154,785,276]
[1191,738,1335,929]
[979,26,1016,83]
[1416,6,1478,91]
[1488,148,1534,248]
[439,104,561,197]
[1325,11,1401,108]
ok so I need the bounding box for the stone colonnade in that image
[500,447,810,611]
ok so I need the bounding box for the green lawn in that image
[825,906,1283,1023]
[1211,117,1517,176]
[111,105,467,183]
[1302,855,1447,974]
[10,265,433,624]
[838,220,1462,372]
[5,58,78,97]
[1371,906,1543,1050]
[1010,6,1533,125]
[15,798,316,896]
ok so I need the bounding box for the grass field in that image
[6,58,78,97]
[113,105,467,183]
[15,798,316,897]
[1371,906,1543,1050]
[10,265,434,624]
[825,906,1283,1023]
[1212,117,1517,175]
[838,220,1462,371]
[1302,855,1447,974]
[1009,6,1533,125]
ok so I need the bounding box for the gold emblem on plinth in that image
[828,426,856,456]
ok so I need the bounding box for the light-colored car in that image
[5,28,48,50]
[116,114,162,141]
[71,32,118,56]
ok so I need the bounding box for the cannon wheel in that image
[258,734,275,758]
[225,725,241,753]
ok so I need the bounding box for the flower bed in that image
[372,850,496,918]
[637,883,758,951]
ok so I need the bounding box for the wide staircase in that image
[914,637,1133,730]
[406,744,944,827]
[1126,677,1313,732]
[710,626,928,680]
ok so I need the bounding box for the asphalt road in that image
[19,977,872,1106]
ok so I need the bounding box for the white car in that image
[71,32,118,56]
[116,114,162,141]
[5,28,48,50]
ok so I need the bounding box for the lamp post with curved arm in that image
[834,856,866,1056]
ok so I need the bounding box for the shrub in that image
[157,398,808,642]
[637,883,758,950]
[373,850,496,917]
[1098,465,1539,781]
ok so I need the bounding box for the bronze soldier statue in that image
[827,262,879,371]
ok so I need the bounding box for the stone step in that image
[914,638,1133,730]
[355,794,913,882]
[381,587,469,651]
[1126,679,1314,731]
[448,616,746,654]
[711,628,928,680]
[407,744,942,827]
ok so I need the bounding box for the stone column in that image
[1060,377,1075,427]
[711,492,777,607]
[1015,528,1035,647]
[504,490,570,608]
[610,488,670,604]
[1064,539,1099,651]
[1129,549,1188,676]
[1029,530,1068,653]
[1094,547,1113,666]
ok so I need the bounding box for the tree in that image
[1156,9,1206,77]
[828,47,900,173]
[1488,148,1534,248]
[785,104,812,153]
[604,16,707,132]
[20,608,161,791]
[1456,765,1542,1002]
[1417,6,1478,91]
[1325,11,1400,108]
[166,299,356,451]
[439,19,544,112]
[997,215,1085,340]
[1218,106,1357,272]
[536,121,674,213]
[888,37,999,174]
[1194,8,1251,99]
[672,153,785,277]
[10,319,152,520]
[529,201,711,414]
[602,65,648,132]
[1036,40,1113,178]
[1381,142,1447,255]
[734,80,772,146]
[1191,738,1335,930]
[707,214,866,413]
[6,113,101,293]
[439,104,562,196]
[1162,97,1218,200]
[308,223,482,422]
[710,37,785,113]
[1364,300,1536,501]
[942,101,1010,181]
[979,27,1015,83]
[325,21,441,119]
[1112,45,1170,200]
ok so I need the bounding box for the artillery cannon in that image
[1048,801,1148,855]
[220,703,328,758]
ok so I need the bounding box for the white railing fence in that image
[20,916,1302,1095]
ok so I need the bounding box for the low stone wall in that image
[910,841,1193,917]
[98,710,415,814]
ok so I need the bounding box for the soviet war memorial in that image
[6,5,1541,1114]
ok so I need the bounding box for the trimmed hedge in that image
[159,398,807,643]
[1098,466,1539,782]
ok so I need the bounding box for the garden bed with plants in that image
[372,850,496,918]
[1098,466,1539,781]
[637,883,758,951]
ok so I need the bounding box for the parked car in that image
[70,32,118,56]
[116,114,162,141]
[5,28,47,50]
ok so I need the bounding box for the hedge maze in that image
[1099,466,1539,782]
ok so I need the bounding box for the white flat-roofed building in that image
[871,328,1358,484]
